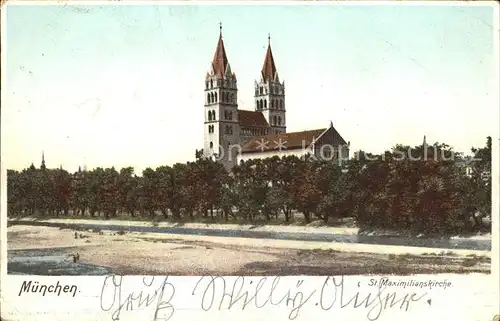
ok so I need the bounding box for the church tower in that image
[255,35,286,134]
[204,24,239,169]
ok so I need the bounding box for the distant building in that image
[455,156,491,182]
[202,25,348,170]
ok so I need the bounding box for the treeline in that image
[7,138,492,235]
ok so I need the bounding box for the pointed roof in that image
[211,25,230,79]
[261,34,278,82]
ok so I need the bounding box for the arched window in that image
[280,100,283,109]
[231,93,235,103]
[214,92,218,102]
[211,110,215,120]
[210,79,213,88]
[207,93,211,104]
[229,111,232,120]
[210,142,213,149]
[259,87,263,95]
[278,116,282,126]
[264,100,267,108]
[208,111,212,121]
[210,92,214,104]
[273,116,277,125]
[271,100,274,109]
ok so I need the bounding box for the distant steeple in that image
[422,135,428,161]
[40,151,46,171]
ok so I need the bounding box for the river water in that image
[8,220,492,250]
[8,248,112,275]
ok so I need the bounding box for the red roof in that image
[261,42,277,82]
[211,33,229,78]
[242,128,326,153]
[238,110,269,128]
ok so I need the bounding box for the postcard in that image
[1,1,498,321]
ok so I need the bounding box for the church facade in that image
[203,27,349,171]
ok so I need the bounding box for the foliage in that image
[6,138,492,235]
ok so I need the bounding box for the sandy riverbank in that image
[8,225,491,275]
[8,216,492,240]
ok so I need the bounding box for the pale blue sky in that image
[2,3,497,173]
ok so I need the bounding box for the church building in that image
[203,25,349,171]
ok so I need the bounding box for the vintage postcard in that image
[1,1,498,321]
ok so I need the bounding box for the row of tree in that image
[7,138,492,235]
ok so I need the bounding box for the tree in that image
[118,167,139,217]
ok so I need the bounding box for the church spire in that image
[261,33,278,83]
[211,22,230,79]
[40,151,46,171]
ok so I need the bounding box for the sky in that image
[2,3,498,174]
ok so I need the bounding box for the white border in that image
[2,0,499,6]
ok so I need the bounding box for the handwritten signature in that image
[193,276,314,320]
[100,275,175,321]
[192,275,427,321]
[319,276,427,321]
[99,275,427,321]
